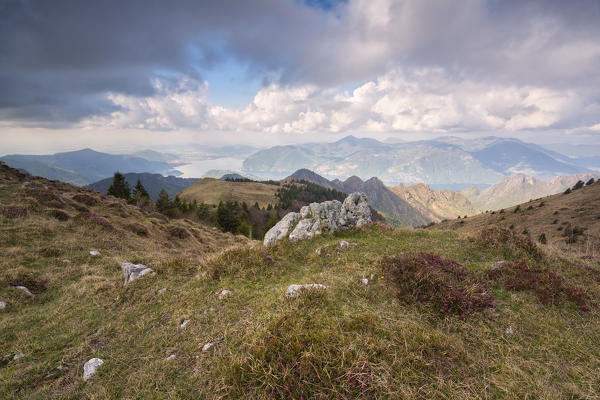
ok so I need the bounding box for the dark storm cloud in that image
[1,0,600,124]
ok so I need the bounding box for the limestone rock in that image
[15,286,33,297]
[218,289,231,300]
[157,288,166,295]
[285,284,327,298]
[0,301,6,310]
[202,343,215,352]
[264,192,372,246]
[121,263,154,286]
[490,261,508,271]
[83,358,104,381]
[263,212,301,247]
[13,352,24,360]
[89,250,100,256]
[339,240,350,248]
[166,354,176,361]
[361,278,369,285]
[180,319,190,329]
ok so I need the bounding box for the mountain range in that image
[0,149,181,185]
[87,173,199,200]
[461,172,600,211]
[243,135,598,187]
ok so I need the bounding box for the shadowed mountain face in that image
[243,136,594,186]
[289,169,429,226]
[1,149,180,185]
[87,173,199,200]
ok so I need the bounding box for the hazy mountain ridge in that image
[462,172,600,211]
[243,136,595,186]
[87,173,199,200]
[0,149,180,185]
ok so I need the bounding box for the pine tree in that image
[156,189,170,212]
[132,179,150,200]
[107,172,131,200]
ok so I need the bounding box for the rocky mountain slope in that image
[432,179,600,257]
[462,172,600,211]
[2,161,600,399]
[390,183,479,222]
[88,173,199,200]
[242,136,594,186]
[288,169,428,226]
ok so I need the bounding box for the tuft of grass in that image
[474,226,542,260]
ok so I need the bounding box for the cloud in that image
[1,0,600,137]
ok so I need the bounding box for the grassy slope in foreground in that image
[178,178,279,208]
[1,164,600,398]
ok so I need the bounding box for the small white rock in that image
[202,343,214,352]
[361,278,369,285]
[180,319,190,329]
[505,326,515,336]
[285,284,327,298]
[0,301,6,310]
[315,248,322,255]
[83,358,104,381]
[13,352,25,360]
[121,263,154,286]
[61,259,70,263]
[14,286,33,297]
[339,240,350,248]
[218,289,231,300]
[89,251,100,257]
[157,288,166,295]
[165,354,176,361]
[490,261,507,271]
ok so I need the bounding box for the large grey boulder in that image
[263,192,372,246]
[121,263,154,286]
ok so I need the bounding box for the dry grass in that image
[1,163,600,399]
[178,178,279,208]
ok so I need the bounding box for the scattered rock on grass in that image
[202,343,215,352]
[83,358,104,381]
[180,319,190,329]
[166,354,176,361]
[339,240,350,248]
[0,301,6,310]
[89,251,100,257]
[61,259,70,263]
[218,289,231,300]
[490,261,507,271]
[157,288,166,295]
[14,286,33,297]
[13,352,24,360]
[285,284,327,298]
[506,326,515,336]
[121,263,154,286]
[361,278,369,285]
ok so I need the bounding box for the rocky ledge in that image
[263,192,372,247]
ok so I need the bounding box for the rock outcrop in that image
[121,263,154,286]
[264,192,372,246]
[83,358,104,381]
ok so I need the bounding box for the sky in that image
[1,0,600,154]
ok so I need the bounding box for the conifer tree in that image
[156,189,170,212]
[107,172,131,200]
[132,179,150,200]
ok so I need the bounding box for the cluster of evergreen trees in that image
[107,172,151,206]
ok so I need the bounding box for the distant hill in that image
[242,135,594,186]
[201,169,262,180]
[390,183,479,222]
[461,172,600,211]
[0,148,180,185]
[87,173,199,200]
[431,179,600,256]
[178,178,280,208]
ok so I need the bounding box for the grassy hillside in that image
[431,180,600,258]
[178,178,279,208]
[2,162,600,399]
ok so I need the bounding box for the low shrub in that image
[72,193,98,206]
[538,233,547,244]
[2,205,27,218]
[475,227,542,260]
[488,260,594,311]
[48,209,69,221]
[86,212,113,229]
[381,253,494,317]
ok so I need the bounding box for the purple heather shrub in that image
[87,212,113,229]
[382,253,494,317]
